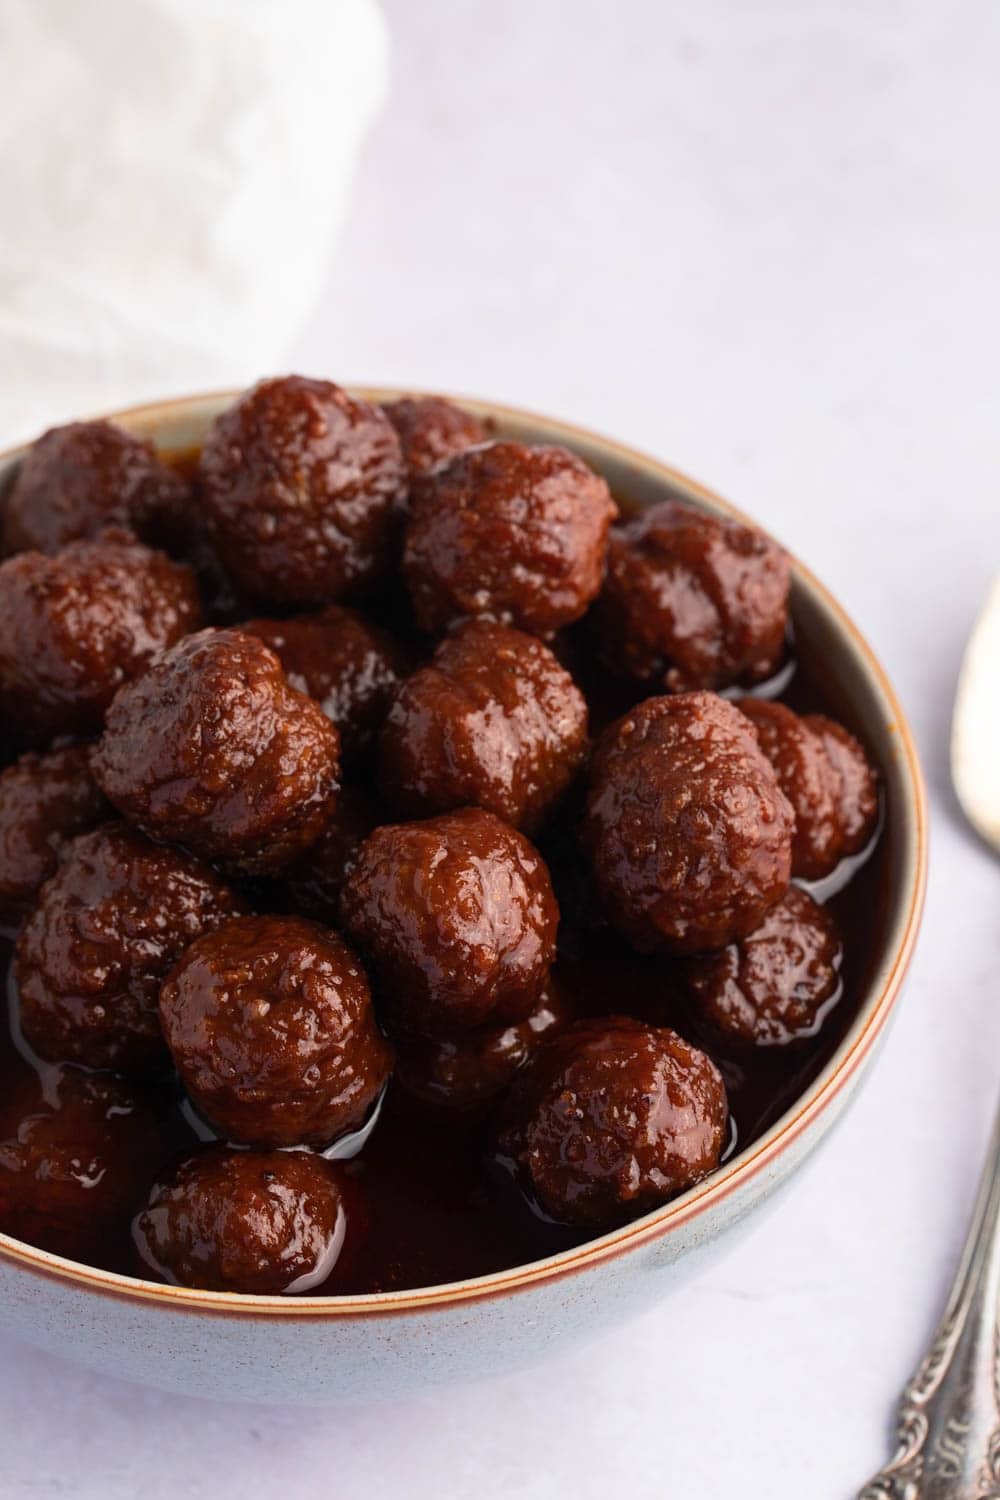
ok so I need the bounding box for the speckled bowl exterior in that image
[0,391,927,1403]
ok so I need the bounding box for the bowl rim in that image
[0,386,928,1319]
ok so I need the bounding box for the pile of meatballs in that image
[0,377,879,1295]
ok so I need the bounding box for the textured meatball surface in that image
[596,500,790,691]
[135,1147,350,1294]
[2,420,189,557]
[404,441,617,636]
[739,699,879,879]
[378,619,588,831]
[0,1066,163,1260]
[583,692,794,954]
[807,714,881,861]
[0,530,202,747]
[242,605,403,761]
[341,808,559,1037]
[382,395,493,480]
[396,984,568,1117]
[496,1017,728,1227]
[91,628,340,875]
[0,745,108,924]
[198,376,405,606]
[16,824,245,1070]
[159,914,392,1148]
[685,885,843,1046]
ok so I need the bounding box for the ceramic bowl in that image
[0,391,927,1403]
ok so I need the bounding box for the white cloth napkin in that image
[0,0,388,446]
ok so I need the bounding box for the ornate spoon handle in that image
[859,1094,1000,1499]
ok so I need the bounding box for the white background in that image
[2,3,999,1495]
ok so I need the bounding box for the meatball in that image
[242,605,403,761]
[0,530,202,747]
[15,824,246,1071]
[396,984,568,1117]
[403,441,617,636]
[2,420,189,557]
[134,1147,351,1294]
[496,1017,728,1228]
[738,699,879,880]
[0,1066,164,1261]
[382,395,493,480]
[198,376,405,606]
[595,500,790,692]
[684,886,843,1047]
[91,628,340,876]
[340,809,559,1038]
[0,745,108,925]
[285,785,383,925]
[583,692,794,954]
[159,914,392,1148]
[378,619,588,832]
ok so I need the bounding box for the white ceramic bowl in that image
[0,391,927,1402]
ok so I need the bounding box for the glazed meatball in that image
[198,376,405,606]
[284,785,383,925]
[135,1147,352,1294]
[738,699,879,880]
[378,619,588,832]
[0,530,202,747]
[0,1066,164,1261]
[396,985,568,1118]
[0,745,108,925]
[242,605,403,761]
[2,420,189,557]
[595,500,790,692]
[684,886,843,1047]
[159,914,392,1148]
[496,1017,728,1228]
[382,395,493,480]
[91,628,340,876]
[403,441,617,636]
[340,809,559,1038]
[583,692,794,954]
[16,824,246,1071]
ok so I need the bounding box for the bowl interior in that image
[0,389,927,1313]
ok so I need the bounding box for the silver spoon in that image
[858,1097,1000,1498]
[859,580,1000,1499]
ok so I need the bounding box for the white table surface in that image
[3,3,998,1495]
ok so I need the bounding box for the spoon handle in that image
[859,1095,1000,1499]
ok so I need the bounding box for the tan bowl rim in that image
[0,387,928,1319]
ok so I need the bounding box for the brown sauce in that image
[0,466,889,1293]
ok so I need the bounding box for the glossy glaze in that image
[1,419,189,556]
[242,605,404,762]
[16,824,245,1071]
[159,914,392,1149]
[0,746,107,923]
[739,697,879,879]
[0,530,201,746]
[0,390,924,1404]
[378,619,588,832]
[340,808,559,1036]
[582,691,795,953]
[199,376,405,606]
[595,498,790,691]
[0,625,888,1292]
[92,628,340,875]
[404,440,617,636]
